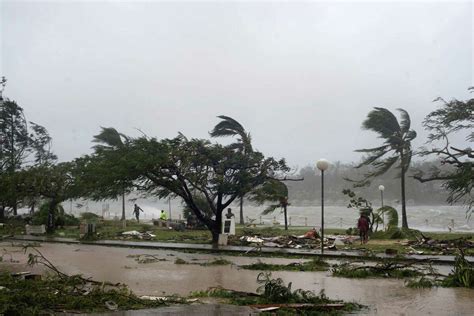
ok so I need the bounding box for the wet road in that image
[1,242,473,315]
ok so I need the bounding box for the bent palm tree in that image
[92,127,129,220]
[210,116,252,225]
[352,108,416,229]
[250,179,290,230]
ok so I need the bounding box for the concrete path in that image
[6,235,473,264]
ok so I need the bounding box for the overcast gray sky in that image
[1,0,472,168]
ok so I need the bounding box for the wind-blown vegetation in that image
[191,272,363,314]
[348,107,417,229]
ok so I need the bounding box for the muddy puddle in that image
[1,242,472,315]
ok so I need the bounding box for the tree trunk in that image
[239,196,244,225]
[211,228,220,248]
[47,201,57,233]
[13,203,17,216]
[0,206,4,222]
[211,210,223,248]
[283,205,288,230]
[121,190,125,221]
[400,158,409,229]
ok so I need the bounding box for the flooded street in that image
[1,242,473,315]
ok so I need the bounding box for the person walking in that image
[133,204,144,223]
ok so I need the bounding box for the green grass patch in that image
[241,258,329,272]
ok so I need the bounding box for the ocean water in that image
[62,199,473,233]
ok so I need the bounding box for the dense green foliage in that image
[83,120,291,243]
[250,179,292,229]
[182,194,214,228]
[415,90,474,216]
[31,202,80,227]
[210,115,253,224]
[441,250,473,288]
[79,212,102,222]
[0,93,55,218]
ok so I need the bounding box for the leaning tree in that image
[85,122,290,244]
[349,107,416,229]
[250,179,290,229]
[210,115,253,225]
[0,77,55,217]
[414,89,474,216]
[91,127,132,221]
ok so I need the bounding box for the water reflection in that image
[1,242,472,315]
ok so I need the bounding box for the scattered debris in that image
[25,225,46,235]
[405,234,473,255]
[127,254,167,264]
[239,232,343,250]
[331,259,441,280]
[250,303,346,312]
[121,230,156,240]
[303,228,319,239]
[140,295,168,301]
[0,246,184,315]
[105,300,118,311]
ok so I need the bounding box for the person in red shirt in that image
[357,215,369,244]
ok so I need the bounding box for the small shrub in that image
[406,276,436,288]
[80,212,102,222]
[441,250,474,288]
[174,258,188,264]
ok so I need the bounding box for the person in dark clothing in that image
[357,214,369,244]
[133,204,144,223]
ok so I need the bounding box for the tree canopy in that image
[0,83,55,217]
[415,90,473,216]
[84,123,290,243]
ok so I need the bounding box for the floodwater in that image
[1,242,473,315]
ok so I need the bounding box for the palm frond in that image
[210,115,253,152]
[262,204,281,215]
[397,108,411,133]
[355,148,390,168]
[362,107,401,139]
[355,145,389,153]
[209,115,246,138]
[92,127,124,149]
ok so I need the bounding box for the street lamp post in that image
[317,159,329,254]
[379,185,385,230]
[168,196,172,220]
[378,185,385,207]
